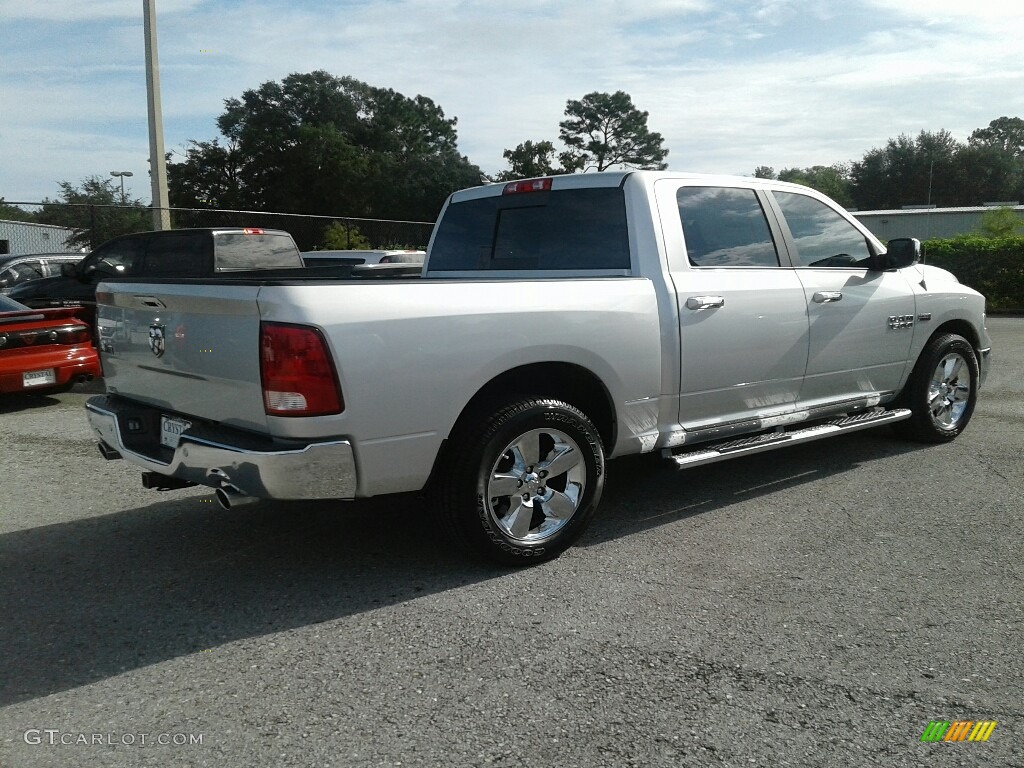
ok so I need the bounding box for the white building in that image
[0,219,81,255]
[854,205,1024,241]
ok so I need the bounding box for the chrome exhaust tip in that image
[215,486,259,510]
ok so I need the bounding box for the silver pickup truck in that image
[86,172,991,564]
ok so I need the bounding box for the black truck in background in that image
[7,228,303,329]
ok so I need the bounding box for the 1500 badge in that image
[888,314,915,329]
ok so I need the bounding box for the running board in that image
[668,408,912,469]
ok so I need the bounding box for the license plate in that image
[22,369,56,388]
[160,415,191,449]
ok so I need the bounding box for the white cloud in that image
[0,0,201,21]
[2,0,1024,202]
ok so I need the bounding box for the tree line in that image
[3,70,1022,242]
[754,117,1024,210]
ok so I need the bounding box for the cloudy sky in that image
[2,0,1023,207]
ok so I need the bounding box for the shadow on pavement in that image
[0,429,925,707]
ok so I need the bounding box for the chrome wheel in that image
[485,427,587,544]
[928,352,971,429]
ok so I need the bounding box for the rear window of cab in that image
[429,187,630,272]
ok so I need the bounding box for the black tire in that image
[895,333,979,443]
[435,398,605,566]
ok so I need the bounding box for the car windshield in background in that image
[216,233,298,270]
[429,187,630,272]
[0,295,31,312]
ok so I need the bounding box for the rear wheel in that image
[436,399,605,565]
[895,333,978,443]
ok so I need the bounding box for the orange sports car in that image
[0,294,101,395]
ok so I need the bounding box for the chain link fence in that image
[1,203,435,254]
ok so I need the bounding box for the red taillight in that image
[243,227,265,235]
[62,324,91,344]
[502,178,552,195]
[260,323,343,416]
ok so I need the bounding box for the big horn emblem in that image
[149,323,166,358]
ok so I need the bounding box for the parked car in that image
[7,228,302,330]
[0,252,86,294]
[0,294,101,395]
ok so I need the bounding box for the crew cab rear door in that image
[766,190,916,407]
[655,180,811,434]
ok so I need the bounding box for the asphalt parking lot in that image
[1,318,1021,768]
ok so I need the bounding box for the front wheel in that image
[895,333,979,443]
[436,399,605,565]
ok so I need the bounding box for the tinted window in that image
[430,188,630,271]
[215,233,301,270]
[2,261,43,284]
[677,187,779,267]
[774,192,872,267]
[142,233,212,276]
[87,238,143,277]
[0,294,30,311]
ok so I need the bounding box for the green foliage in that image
[846,125,1024,210]
[923,235,1024,311]
[497,91,669,179]
[753,166,775,179]
[777,164,854,208]
[322,221,371,250]
[559,91,668,172]
[976,207,1024,238]
[168,71,482,222]
[33,177,151,249]
[495,140,562,181]
[970,116,1024,157]
[0,199,35,222]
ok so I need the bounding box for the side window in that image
[774,192,872,268]
[12,261,44,281]
[676,187,779,267]
[88,238,143,277]
[142,234,211,276]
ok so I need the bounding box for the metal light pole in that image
[144,0,171,230]
[110,170,134,202]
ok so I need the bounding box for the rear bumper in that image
[85,395,357,500]
[0,347,101,394]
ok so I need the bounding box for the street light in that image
[110,170,133,202]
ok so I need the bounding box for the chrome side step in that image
[667,407,912,469]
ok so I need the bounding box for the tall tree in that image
[33,177,150,248]
[168,71,482,222]
[969,116,1024,157]
[558,91,669,172]
[752,166,775,179]
[495,140,562,181]
[850,130,963,210]
[777,164,854,208]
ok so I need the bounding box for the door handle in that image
[685,295,725,311]
[812,291,843,304]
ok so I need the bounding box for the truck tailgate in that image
[98,281,267,431]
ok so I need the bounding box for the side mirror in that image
[878,238,921,270]
[60,262,79,278]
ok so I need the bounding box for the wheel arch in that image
[426,362,617,491]
[454,362,617,450]
[929,318,981,354]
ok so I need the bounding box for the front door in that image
[769,190,916,408]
